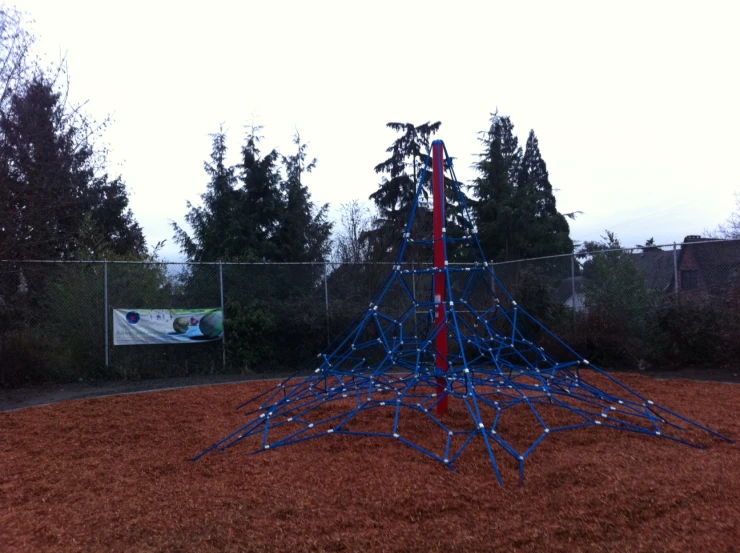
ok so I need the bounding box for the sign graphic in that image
[113,308,224,345]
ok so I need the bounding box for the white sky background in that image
[20,0,740,260]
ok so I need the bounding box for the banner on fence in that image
[113,308,224,345]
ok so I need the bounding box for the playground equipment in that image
[194,140,732,485]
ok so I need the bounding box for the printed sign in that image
[113,308,224,345]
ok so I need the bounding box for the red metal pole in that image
[432,141,449,415]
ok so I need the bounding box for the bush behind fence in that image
[2,239,739,386]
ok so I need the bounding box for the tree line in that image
[3,5,739,267]
[0,9,581,266]
[0,6,584,386]
[0,6,145,262]
[2,5,739,386]
[176,116,578,266]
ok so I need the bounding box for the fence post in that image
[104,260,109,369]
[673,242,679,294]
[219,262,226,370]
[571,253,577,336]
[324,262,330,347]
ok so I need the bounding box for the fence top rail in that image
[485,237,740,266]
[0,259,334,266]
[2,237,739,267]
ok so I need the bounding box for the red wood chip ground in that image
[1,374,739,552]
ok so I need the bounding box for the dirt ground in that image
[1,374,739,552]
[1,367,738,413]
[0,374,290,412]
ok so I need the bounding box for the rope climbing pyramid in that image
[194,140,732,485]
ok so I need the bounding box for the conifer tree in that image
[515,130,573,257]
[369,121,441,224]
[275,133,332,262]
[0,77,145,260]
[471,113,573,261]
[366,121,441,260]
[174,127,332,263]
[470,113,520,261]
[172,129,240,261]
[239,125,284,260]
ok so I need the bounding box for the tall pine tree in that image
[471,113,573,261]
[0,77,145,260]
[366,121,441,260]
[369,121,441,223]
[173,127,332,263]
[239,125,284,261]
[274,133,332,262]
[515,130,573,257]
[470,113,521,261]
[172,128,241,261]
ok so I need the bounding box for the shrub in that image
[224,301,278,373]
[649,299,740,368]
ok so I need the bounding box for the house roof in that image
[556,275,585,303]
[630,249,674,291]
[679,239,740,291]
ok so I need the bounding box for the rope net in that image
[194,140,732,485]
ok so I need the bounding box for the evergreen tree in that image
[0,77,145,260]
[172,129,241,261]
[366,121,441,260]
[578,231,657,358]
[174,127,331,263]
[239,125,284,260]
[515,130,573,257]
[471,113,573,261]
[639,237,659,250]
[369,121,441,223]
[275,133,332,262]
[470,113,521,261]
[85,176,146,257]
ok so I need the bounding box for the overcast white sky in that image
[20,0,740,260]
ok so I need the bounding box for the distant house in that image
[631,248,674,292]
[671,235,740,306]
[556,237,740,312]
[557,275,586,312]
[557,249,675,313]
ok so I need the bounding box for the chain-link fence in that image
[491,238,740,369]
[2,238,739,386]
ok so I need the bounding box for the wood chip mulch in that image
[1,374,739,552]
